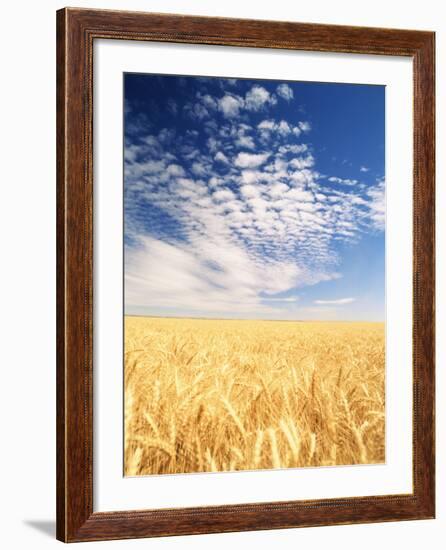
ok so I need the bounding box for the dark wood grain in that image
[56,7,435,542]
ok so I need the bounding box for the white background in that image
[0,0,444,548]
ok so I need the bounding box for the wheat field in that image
[124,316,385,476]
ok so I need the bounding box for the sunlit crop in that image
[125,316,385,476]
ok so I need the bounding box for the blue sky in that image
[124,74,385,321]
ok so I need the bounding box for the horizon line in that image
[124,313,385,323]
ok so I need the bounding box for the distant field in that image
[124,316,385,476]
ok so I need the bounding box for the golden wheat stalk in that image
[124,316,385,475]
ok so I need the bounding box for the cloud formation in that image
[276,83,294,101]
[366,178,385,230]
[124,77,384,318]
[314,298,356,305]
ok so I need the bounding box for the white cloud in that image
[277,121,292,136]
[258,119,275,131]
[185,102,209,120]
[235,134,255,149]
[245,85,272,111]
[240,184,260,199]
[209,176,223,188]
[198,93,218,111]
[213,188,236,202]
[258,119,300,137]
[314,297,355,305]
[234,152,270,168]
[125,158,167,180]
[166,163,185,177]
[240,170,258,184]
[214,151,229,163]
[264,297,299,302]
[298,121,311,132]
[125,235,301,316]
[218,94,244,118]
[191,162,208,177]
[278,144,308,155]
[360,165,370,172]
[285,188,314,202]
[289,154,315,169]
[207,137,218,152]
[268,182,289,197]
[367,178,385,230]
[328,176,358,186]
[276,83,294,101]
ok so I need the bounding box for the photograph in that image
[123,73,386,477]
[49,5,435,543]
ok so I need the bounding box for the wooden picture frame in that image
[56,7,435,542]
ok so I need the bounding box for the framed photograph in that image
[56,8,435,542]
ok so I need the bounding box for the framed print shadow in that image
[56,7,435,543]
